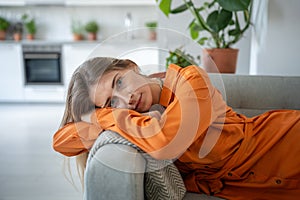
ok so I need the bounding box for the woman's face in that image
[89,69,159,112]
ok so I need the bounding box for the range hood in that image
[25,0,65,6]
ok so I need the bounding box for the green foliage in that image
[22,14,37,34]
[165,48,199,68]
[156,0,252,48]
[145,21,158,30]
[71,20,85,35]
[0,16,10,31]
[85,20,99,33]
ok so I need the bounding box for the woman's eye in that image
[116,77,123,89]
[110,97,118,108]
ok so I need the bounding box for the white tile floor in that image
[0,103,82,200]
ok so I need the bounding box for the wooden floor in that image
[0,103,82,200]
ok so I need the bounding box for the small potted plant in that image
[165,47,199,68]
[85,20,99,41]
[157,0,252,73]
[22,14,37,40]
[12,22,23,41]
[0,16,10,40]
[145,21,157,40]
[71,20,84,41]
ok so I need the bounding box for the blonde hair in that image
[60,57,139,189]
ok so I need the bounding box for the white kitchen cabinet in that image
[117,47,160,75]
[63,43,98,87]
[63,42,159,88]
[0,44,24,102]
[88,41,160,75]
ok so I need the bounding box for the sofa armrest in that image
[84,141,146,200]
[84,130,187,200]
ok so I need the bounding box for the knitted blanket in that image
[88,130,186,200]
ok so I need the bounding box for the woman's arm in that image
[53,122,102,156]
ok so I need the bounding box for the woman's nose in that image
[112,90,133,109]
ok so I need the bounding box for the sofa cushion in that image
[209,74,300,117]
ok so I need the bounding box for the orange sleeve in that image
[91,65,214,160]
[52,122,102,157]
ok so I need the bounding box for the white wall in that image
[255,0,300,75]
[0,5,158,41]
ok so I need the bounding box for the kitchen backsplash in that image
[0,5,158,41]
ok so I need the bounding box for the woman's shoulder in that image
[167,64,208,80]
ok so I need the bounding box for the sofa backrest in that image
[208,74,300,117]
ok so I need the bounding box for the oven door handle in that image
[24,53,60,59]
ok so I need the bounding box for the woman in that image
[53,57,300,199]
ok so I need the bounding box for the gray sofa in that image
[84,74,300,200]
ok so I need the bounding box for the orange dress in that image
[53,64,300,199]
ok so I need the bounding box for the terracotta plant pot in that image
[87,32,97,41]
[0,30,6,40]
[148,30,157,41]
[73,34,83,41]
[201,48,239,73]
[27,34,34,40]
[13,33,22,41]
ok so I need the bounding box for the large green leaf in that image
[217,0,251,11]
[189,20,200,40]
[206,9,232,32]
[170,1,193,14]
[158,0,172,16]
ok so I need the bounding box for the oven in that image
[23,44,63,85]
[22,44,65,102]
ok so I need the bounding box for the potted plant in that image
[166,47,200,68]
[12,22,23,41]
[0,16,10,40]
[85,20,99,41]
[157,0,252,73]
[145,21,158,41]
[22,14,37,40]
[72,20,84,41]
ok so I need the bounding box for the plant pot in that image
[87,32,97,41]
[13,33,22,41]
[27,34,34,40]
[148,30,157,41]
[0,30,6,40]
[73,34,83,41]
[201,48,239,73]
